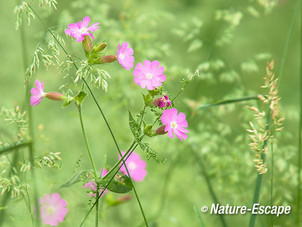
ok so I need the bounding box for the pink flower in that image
[161,108,188,141]
[133,60,166,90]
[119,151,147,182]
[39,193,68,226]
[117,42,134,70]
[83,169,108,197]
[30,79,45,106]
[65,16,100,42]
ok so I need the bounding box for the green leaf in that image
[62,95,74,107]
[100,172,133,194]
[75,91,87,105]
[60,170,89,188]
[128,110,140,139]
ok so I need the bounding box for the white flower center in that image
[47,206,55,215]
[119,54,125,60]
[146,73,153,79]
[170,121,178,129]
[80,27,87,33]
[129,162,137,170]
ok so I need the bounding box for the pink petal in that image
[143,60,152,72]
[76,36,85,42]
[30,96,42,106]
[167,129,174,138]
[150,60,160,72]
[176,112,186,123]
[76,20,82,29]
[67,23,78,30]
[174,130,187,141]
[87,23,100,32]
[82,16,90,27]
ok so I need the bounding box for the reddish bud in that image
[45,92,64,101]
[100,55,117,64]
[152,97,161,106]
[117,195,132,202]
[155,125,167,135]
[82,36,93,53]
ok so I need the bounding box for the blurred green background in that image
[0,0,300,226]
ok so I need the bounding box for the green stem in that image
[270,142,274,227]
[190,148,227,227]
[77,106,99,227]
[249,110,271,227]
[278,0,301,84]
[0,141,31,156]
[297,0,302,224]
[78,106,97,177]
[197,95,259,110]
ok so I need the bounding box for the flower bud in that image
[94,42,107,52]
[45,92,65,101]
[155,125,167,135]
[152,97,161,106]
[100,55,117,64]
[82,36,93,53]
[117,195,132,202]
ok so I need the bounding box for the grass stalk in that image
[197,96,259,110]
[191,149,227,227]
[297,0,302,224]
[0,141,31,155]
[248,110,271,227]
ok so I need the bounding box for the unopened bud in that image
[82,36,93,53]
[94,42,107,52]
[100,55,117,64]
[117,195,132,202]
[155,125,167,135]
[152,97,161,106]
[45,92,64,101]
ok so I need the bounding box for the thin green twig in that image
[197,95,259,110]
